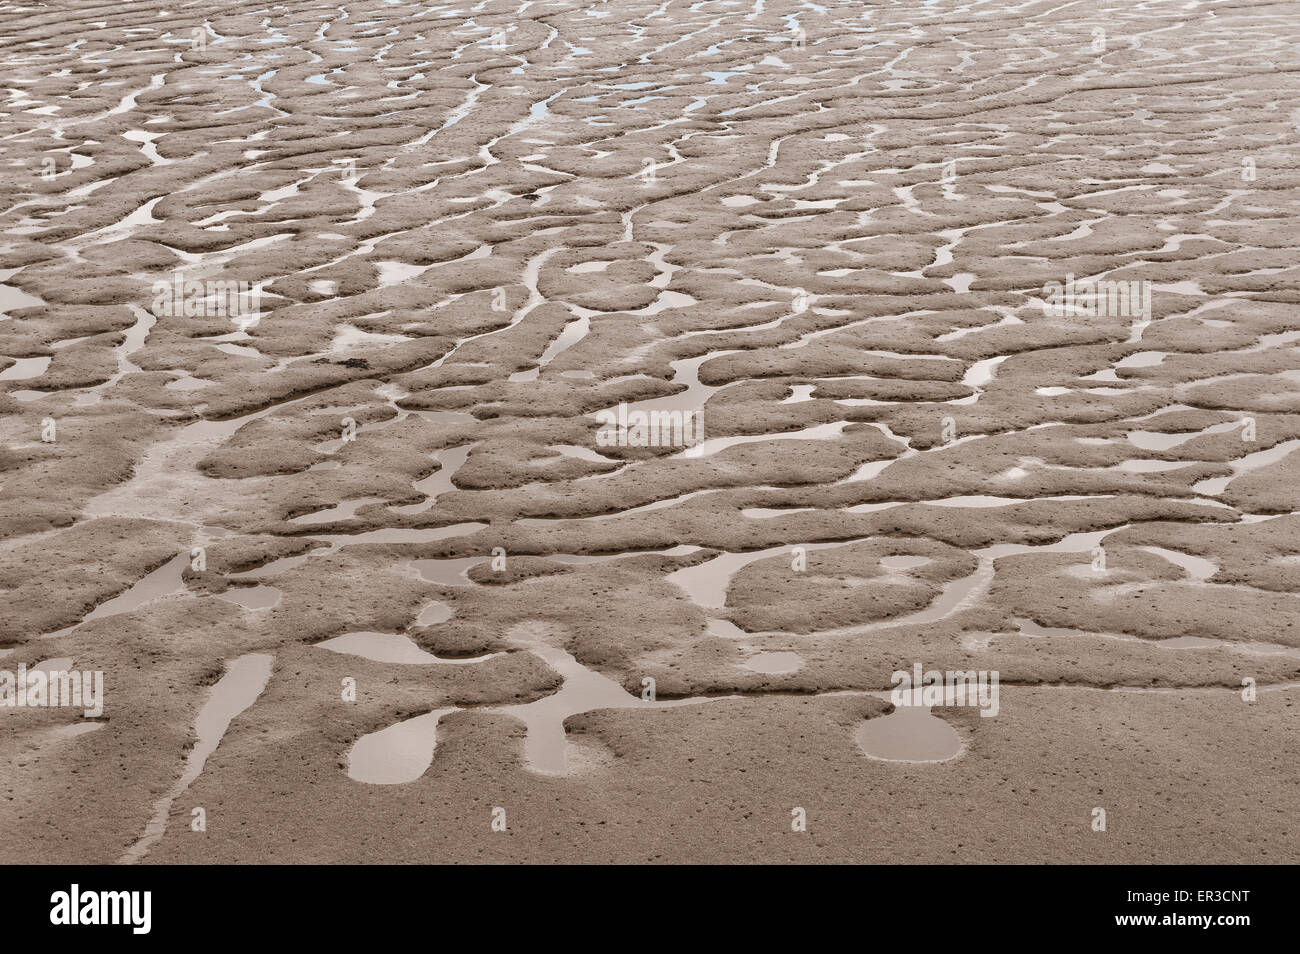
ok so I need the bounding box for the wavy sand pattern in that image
[2,0,1298,863]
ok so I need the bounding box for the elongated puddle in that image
[0,273,45,317]
[288,496,386,525]
[317,631,497,665]
[0,356,51,381]
[120,652,273,863]
[494,635,691,776]
[1193,439,1300,496]
[345,622,724,783]
[43,553,189,638]
[388,445,473,515]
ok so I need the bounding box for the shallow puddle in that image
[43,553,190,638]
[214,585,282,610]
[742,651,803,673]
[856,705,962,763]
[317,631,495,665]
[0,356,52,381]
[121,653,273,862]
[347,707,458,785]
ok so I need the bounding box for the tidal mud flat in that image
[1,0,1298,864]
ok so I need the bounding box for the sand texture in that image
[2,0,1298,864]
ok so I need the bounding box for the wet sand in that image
[2,0,1298,864]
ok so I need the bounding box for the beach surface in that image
[2,0,1298,863]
